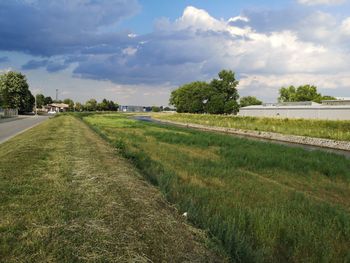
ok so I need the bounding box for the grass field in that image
[83,113,350,263]
[0,115,224,262]
[154,113,350,141]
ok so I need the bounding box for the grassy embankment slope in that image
[0,115,224,262]
[83,113,350,263]
[154,113,350,141]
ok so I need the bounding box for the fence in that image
[0,108,18,118]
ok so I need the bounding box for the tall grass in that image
[0,115,224,262]
[83,113,350,263]
[154,113,350,141]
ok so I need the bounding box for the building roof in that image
[242,100,350,110]
[48,103,69,108]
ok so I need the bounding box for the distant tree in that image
[63,98,74,111]
[44,96,53,105]
[36,94,45,108]
[75,102,83,112]
[163,106,171,111]
[109,101,119,111]
[319,95,336,102]
[85,99,97,111]
[95,99,119,111]
[97,99,109,111]
[152,106,161,112]
[295,85,320,102]
[0,71,34,113]
[278,85,335,103]
[170,70,240,114]
[170,81,210,113]
[207,70,240,114]
[240,96,263,107]
[278,86,297,102]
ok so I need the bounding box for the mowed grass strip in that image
[83,113,350,263]
[154,113,350,141]
[0,115,225,263]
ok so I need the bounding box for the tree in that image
[207,70,240,114]
[206,94,225,114]
[295,85,320,102]
[44,96,53,105]
[152,106,161,112]
[278,86,297,102]
[170,70,240,114]
[63,98,74,111]
[319,95,336,102]
[170,81,210,113]
[0,71,35,113]
[240,96,263,107]
[75,102,83,112]
[84,99,97,111]
[96,99,119,111]
[97,99,109,111]
[278,85,336,103]
[108,101,119,111]
[36,94,45,108]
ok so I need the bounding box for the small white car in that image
[48,110,57,114]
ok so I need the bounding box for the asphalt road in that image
[0,115,50,144]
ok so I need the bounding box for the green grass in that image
[83,113,350,263]
[154,113,350,141]
[0,115,224,262]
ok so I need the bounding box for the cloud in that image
[0,0,140,56]
[21,59,69,72]
[22,59,49,70]
[298,0,346,5]
[71,5,350,91]
[2,3,350,102]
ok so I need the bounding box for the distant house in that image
[119,105,152,112]
[239,100,350,120]
[47,103,69,113]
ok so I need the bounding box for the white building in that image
[239,100,350,120]
[46,103,69,113]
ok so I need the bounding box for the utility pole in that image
[56,89,58,101]
[34,94,37,116]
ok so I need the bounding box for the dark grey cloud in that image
[0,0,140,56]
[22,59,70,72]
[22,59,49,70]
[0,56,9,63]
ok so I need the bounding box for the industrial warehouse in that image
[239,100,350,120]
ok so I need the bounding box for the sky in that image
[0,0,350,106]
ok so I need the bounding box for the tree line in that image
[0,71,119,113]
[278,85,335,103]
[170,70,241,114]
[170,70,336,114]
[35,97,119,112]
